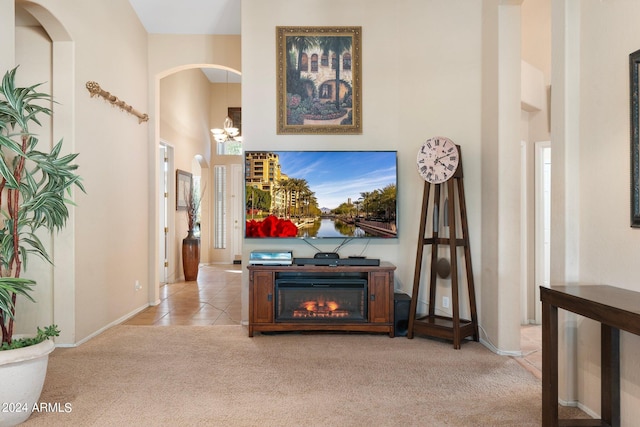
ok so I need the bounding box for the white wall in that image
[8,0,150,344]
[241,0,488,338]
[563,1,640,421]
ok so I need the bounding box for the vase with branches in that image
[185,184,202,237]
[182,185,203,281]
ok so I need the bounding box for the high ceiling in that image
[127,0,241,82]
[128,0,240,35]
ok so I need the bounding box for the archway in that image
[12,0,76,345]
[150,64,241,304]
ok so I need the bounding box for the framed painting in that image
[276,26,362,134]
[176,169,192,211]
[630,49,640,227]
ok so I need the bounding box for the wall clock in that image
[416,136,460,184]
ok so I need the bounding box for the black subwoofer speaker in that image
[394,292,411,337]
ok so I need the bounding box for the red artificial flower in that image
[276,219,298,237]
[245,215,298,237]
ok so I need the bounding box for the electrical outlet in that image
[442,296,450,309]
[135,280,142,291]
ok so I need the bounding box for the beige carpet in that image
[24,325,588,426]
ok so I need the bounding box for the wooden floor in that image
[124,264,242,326]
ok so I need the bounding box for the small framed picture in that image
[176,169,192,211]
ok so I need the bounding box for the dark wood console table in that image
[248,262,396,337]
[541,285,640,427]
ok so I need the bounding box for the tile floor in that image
[124,264,242,326]
[515,324,542,379]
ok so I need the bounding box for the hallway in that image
[125,264,242,326]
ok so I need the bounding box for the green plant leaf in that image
[1,66,82,345]
[0,277,36,319]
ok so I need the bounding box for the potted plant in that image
[0,67,84,426]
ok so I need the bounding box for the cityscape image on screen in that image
[245,151,398,238]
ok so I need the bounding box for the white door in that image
[158,143,175,284]
[158,144,168,284]
[231,164,243,262]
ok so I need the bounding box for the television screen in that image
[245,151,398,239]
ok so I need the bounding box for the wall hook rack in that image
[85,81,148,124]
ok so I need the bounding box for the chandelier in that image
[211,116,240,143]
[211,71,241,143]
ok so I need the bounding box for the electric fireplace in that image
[247,263,396,337]
[275,278,367,322]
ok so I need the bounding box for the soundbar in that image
[293,257,380,267]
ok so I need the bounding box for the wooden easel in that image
[407,147,479,349]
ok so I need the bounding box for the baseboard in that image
[479,337,522,356]
[56,303,149,348]
[557,398,598,419]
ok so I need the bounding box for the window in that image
[217,140,242,155]
[311,54,318,72]
[214,165,226,249]
[343,53,351,71]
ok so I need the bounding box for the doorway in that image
[158,143,175,285]
[212,160,243,264]
[534,142,551,324]
[231,163,243,263]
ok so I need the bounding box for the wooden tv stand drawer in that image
[248,262,396,337]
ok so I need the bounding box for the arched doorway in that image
[152,65,241,302]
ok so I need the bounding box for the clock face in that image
[416,137,459,183]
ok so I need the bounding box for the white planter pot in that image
[0,338,55,427]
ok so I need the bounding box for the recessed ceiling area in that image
[127,0,241,83]
[201,68,241,84]
[127,0,240,35]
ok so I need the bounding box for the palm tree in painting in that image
[319,35,352,110]
[286,36,318,77]
[286,35,319,103]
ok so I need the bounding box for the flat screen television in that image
[245,150,397,239]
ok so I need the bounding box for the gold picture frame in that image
[276,26,362,134]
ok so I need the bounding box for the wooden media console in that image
[248,262,396,337]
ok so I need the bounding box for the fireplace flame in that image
[300,300,339,312]
[293,299,347,318]
[302,301,317,311]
